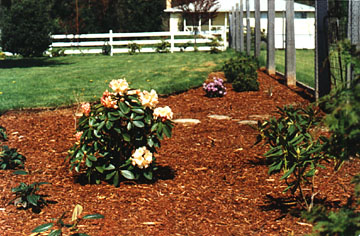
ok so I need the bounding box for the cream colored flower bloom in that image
[75,131,83,142]
[127,89,141,96]
[80,103,91,116]
[139,89,158,108]
[153,106,173,120]
[109,79,129,94]
[131,146,153,169]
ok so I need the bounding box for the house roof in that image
[164,0,315,13]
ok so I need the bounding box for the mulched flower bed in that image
[0,70,358,235]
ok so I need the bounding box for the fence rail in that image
[50,30,227,55]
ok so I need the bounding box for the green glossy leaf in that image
[143,171,153,180]
[132,108,145,114]
[147,138,154,147]
[120,102,130,114]
[106,120,113,130]
[122,133,130,142]
[163,125,172,138]
[27,194,40,206]
[48,229,62,236]
[85,158,92,167]
[106,171,116,180]
[87,155,97,161]
[32,223,54,233]
[12,170,28,175]
[133,120,144,128]
[127,122,133,131]
[93,129,101,138]
[104,164,115,170]
[268,160,283,174]
[280,164,297,180]
[113,171,120,186]
[82,214,105,219]
[95,166,105,173]
[121,170,135,180]
[151,123,158,132]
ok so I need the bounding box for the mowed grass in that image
[259,49,315,88]
[0,51,236,112]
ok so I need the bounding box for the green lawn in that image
[259,49,315,88]
[0,51,236,112]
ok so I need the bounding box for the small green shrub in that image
[209,37,222,54]
[102,41,111,56]
[155,40,170,53]
[10,182,49,209]
[127,43,141,55]
[68,79,174,186]
[222,53,259,92]
[32,204,104,235]
[178,41,191,52]
[0,145,26,170]
[255,105,325,211]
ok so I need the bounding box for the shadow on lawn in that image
[0,58,71,69]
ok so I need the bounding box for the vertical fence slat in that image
[315,0,331,99]
[285,0,296,86]
[235,3,240,51]
[246,0,251,55]
[240,0,244,52]
[109,30,114,56]
[231,7,235,49]
[267,0,276,75]
[254,0,261,58]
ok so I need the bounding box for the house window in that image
[295,12,307,19]
[260,12,267,19]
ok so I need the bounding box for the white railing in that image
[50,30,227,56]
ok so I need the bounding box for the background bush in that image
[222,53,259,92]
[1,0,53,57]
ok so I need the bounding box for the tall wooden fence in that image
[229,0,359,99]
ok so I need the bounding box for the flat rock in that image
[238,120,258,125]
[173,118,201,124]
[207,115,232,120]
[249,114,272,120]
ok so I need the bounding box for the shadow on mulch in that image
[73,165,176,186]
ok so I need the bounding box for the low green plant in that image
[0,145,26,170]
[49,48,66,57]
[155,39,170,53]
[32,204,104,236]
[178,41,191,52]
[68,79,174,186]
[102,41,111,56]
[0,125,7,141]
[222,53,259,92]
[127,43,141,55]
[255,105,325,211]
[209,37,222,54]
[10,182,49,209]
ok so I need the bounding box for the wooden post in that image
[240,0,244,52]
[235,3,240,51]
[246,0,251,55]
[224,13,228,50]
[347,0,360,87]
[315,0,331,99]
[285,0,296,86]
[231,7,235,49]
[254,0,261,58]
[109,30,114,56]
[170,31,175,53]
[267,0,275,75]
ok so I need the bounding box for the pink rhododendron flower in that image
[109,79,129,95]
[81,103,91,116]
[131,146,153,169]
[139,89,158,109]
[101,94,118,109]
[153,106,173,120]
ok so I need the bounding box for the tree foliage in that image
[1,0,53,57]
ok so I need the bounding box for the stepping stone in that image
[237,120,258,125]
[207,115,232,120]
[249,114,272,120]
[173,118,201,125]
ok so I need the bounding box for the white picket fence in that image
[50,29,227,55]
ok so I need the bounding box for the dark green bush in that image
[155,40,170,53]
[1,0,53,57]
[222,53,259,92]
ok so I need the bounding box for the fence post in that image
[246,0,251,55]
[109,30,114,56]
[254,0,261,58]
[235,3,240,51]
[285,0,296,86]
[240,0,244,52]
[223,14,228,50]
[170,31,175,53]
[231,7,235,49]
[267,0,276,75]
[315,0,331,99]
[347,0,360,87]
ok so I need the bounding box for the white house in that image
[164,0,315,49]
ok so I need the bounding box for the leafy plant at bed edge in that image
[10,182,49,209]
[68,79,174,186]
[255,105,326,211]
[32,204,104,236]
[127,43,141,55]
[0,125,26,170]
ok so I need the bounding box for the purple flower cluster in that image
[203,77,227,98]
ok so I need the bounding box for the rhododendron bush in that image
[68,79,174,186]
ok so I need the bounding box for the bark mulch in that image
[0,70,358,236]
